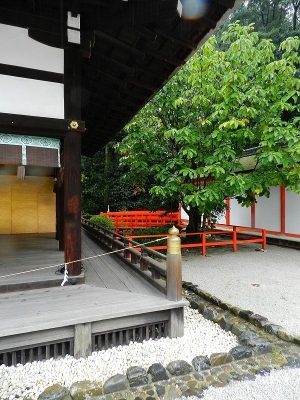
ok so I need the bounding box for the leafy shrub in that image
[89,215,115,231]
[82,212,92,220]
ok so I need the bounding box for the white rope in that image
[0,236,168,280]
[61,263,68,286]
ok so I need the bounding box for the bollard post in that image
[166,226,182,301]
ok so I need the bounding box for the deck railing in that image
[82,218,180,298]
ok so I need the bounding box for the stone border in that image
[37,283,300,400]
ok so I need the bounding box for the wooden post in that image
[167,307,184,338]
[166,226,182,301]
[57,184,64,251]
[63,34,82,275]
[64,130,82,275]
[74,323,92,358]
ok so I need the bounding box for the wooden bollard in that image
[166,226,182,301]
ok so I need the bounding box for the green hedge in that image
[89,215,115,231]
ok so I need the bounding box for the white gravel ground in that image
[0,307,237,400]
[180,243,300,400]
[182,243,300,335]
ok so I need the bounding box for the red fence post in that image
[262,229,267,250]
[202,233,206,256]
[233,226,237,252]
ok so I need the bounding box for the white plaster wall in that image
[285,187,300,234]
[217,212,226,224]
[0,24,63,73]
[255,186,280,231]
[0,75,64,119]
[229,198,251,227]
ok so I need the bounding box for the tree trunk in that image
[103,144,113,211]
[186,206,200,243]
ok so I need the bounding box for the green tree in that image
[118,23,300,234]
[81,133,167,214]
[217,0,300,46]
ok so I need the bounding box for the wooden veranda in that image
[0,230,187,366]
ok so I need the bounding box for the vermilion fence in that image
[99,210,266,253]
[128,225,267,255]
[100,210,182,233]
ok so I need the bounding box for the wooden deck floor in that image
[0,230,163,296]
[0,232,187,364]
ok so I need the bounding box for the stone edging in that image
[37,282,300,400]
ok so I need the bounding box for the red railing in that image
[100,210,181,233]
[128,225,267,254]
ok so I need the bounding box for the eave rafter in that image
[0,0,240,155]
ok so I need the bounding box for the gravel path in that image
[181,243,300,399]
[182,243,300,335]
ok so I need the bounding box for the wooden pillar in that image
[63,29,82,275]
[64,130,82,275]
[57,184,65,251]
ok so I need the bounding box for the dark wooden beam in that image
[213,0,235,9]
[71,0,81,17]
[63,44,82,276]
[81,0,178,29]
[64,46,82,119]
[87,91,137,109]
[90,48,168,81]
[0,63,63,84]
[0,113,85,136]
[153,28,197,50]
[27,0,35,12]
[0,7,63,34]
[95,30,183,67]
[82,68,151,101]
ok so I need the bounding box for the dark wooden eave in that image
[0,0,240,156]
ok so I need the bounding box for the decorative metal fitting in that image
[70,121,79,129]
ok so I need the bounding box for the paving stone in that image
[103,374,129,394]
[37,384,71,400]
[230,345,253,360]
[166,360,193,376]
[203,306,220,321]
[249,314,269,328]
[127,366,149,387]
[69,380,103,399]
[148,363,168,383]
[210,353,234,367]
[192,356,210,372]
[239,330,259,345]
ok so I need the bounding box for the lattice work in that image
[92,322,166,352]
[0,339,74,367]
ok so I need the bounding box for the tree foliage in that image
[81,132,168,214]
[217,0,300,46]
[118,23,300,232]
